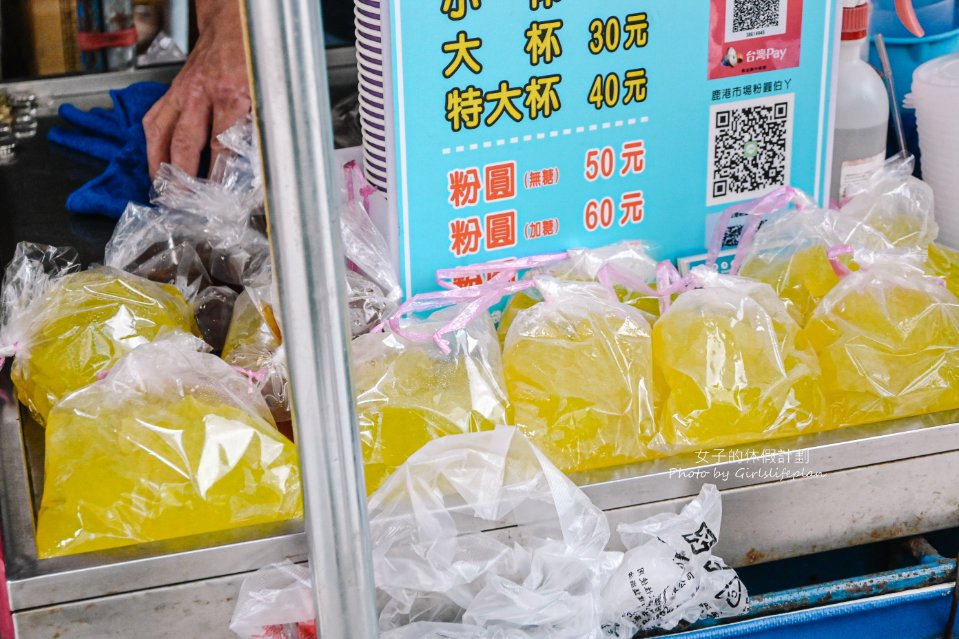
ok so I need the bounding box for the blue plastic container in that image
[669,584,959,638]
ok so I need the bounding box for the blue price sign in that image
[385,0,839,295]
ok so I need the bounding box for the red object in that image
[842,2,871,40]
[0,526,13,639]
[77,27,138,52]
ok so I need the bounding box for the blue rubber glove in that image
[48,82,168,219]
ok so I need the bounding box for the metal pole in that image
[241,2,380,638]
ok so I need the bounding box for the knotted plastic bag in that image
[804,261,959,427]
[502,277,656,473]
[495,242,658,340]
[840,156,938,250]
[0,242,197,424]
[221,281,291,430]
[352,297,508,494]
[652,268,826,454]
[35,331,303,558]
[738,206,895,325]
[341,162,402,337]
[601,485,748,636]
[371,428,619,637]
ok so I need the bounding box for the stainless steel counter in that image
[3,50,959,639]
[4,374,959,638]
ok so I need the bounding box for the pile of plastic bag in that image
[231,429,747,639]
[0,116,402,558]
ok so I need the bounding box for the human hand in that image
[144,0,251,178]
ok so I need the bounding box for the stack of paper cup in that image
[913,53,959,247]
[355,0,389,191]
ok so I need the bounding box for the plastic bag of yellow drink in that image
[651,268,826,454]
[484,242,658,340]
[502,277,656,473]
[841,156,938,249]
[926,243,959,300]
[804,260,959,427]
[737,207,896,325]
[35,332,303,558]
[0,243,198,424]
[351,294,508,494]
[222,281,291,429]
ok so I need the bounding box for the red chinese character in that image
[525,170,542,189]
[485,161,517,202]
[542,218,558,236]
[525,221,542,239]
[452,274,484,288]
[449,217,483,257]
[541,167,558,185]
[619,191,645,226]
[620,140,646,176]
[485,211,517,250]
[448,168,483,209]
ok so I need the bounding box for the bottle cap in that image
[842,2,870,40]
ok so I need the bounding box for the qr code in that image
[707,94,794,207]
[725,0,788,42]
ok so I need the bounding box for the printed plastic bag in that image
[221,281,291,430]
[351,294,508,494]
[652,267,826,454]
[0,242,197,424]
[371,428,618,637]
[35,331,302,558]
[602,485,748,635]
[804,260,959,427]
[502,277,656,473]
[841,156,938,249]
[341,162,402,337]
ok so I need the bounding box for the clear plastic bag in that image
[35,331,303,558]
[804,261,959,427]
[738,206,895,325]
[652,268,826,454]
[602,485,748,635]
[370,428,618,637]
[230,561,316,639]
[926,243,959,300]
[351,303,508,494]
[840,156,938,249]
[0,243,197,424]
[341,162,402,337]
[502,277,656,473]
[498,242,658,340]
[221,282,291,430]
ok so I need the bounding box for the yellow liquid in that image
[739,245,844,326]
[653,283,826,453]
[12,270,196,424]
[36,394,302,558]
[502,297,656,473]
[926,243,959,300]
[804,272,959,427]
[353,328,508,494]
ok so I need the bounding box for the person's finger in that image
[143,97,184,179]
[209,91,253,177]
[169,90,213,178]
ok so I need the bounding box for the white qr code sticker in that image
[707,93,794,207]
[725,0,789,42]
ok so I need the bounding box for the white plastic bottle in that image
[830,0,890,203]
